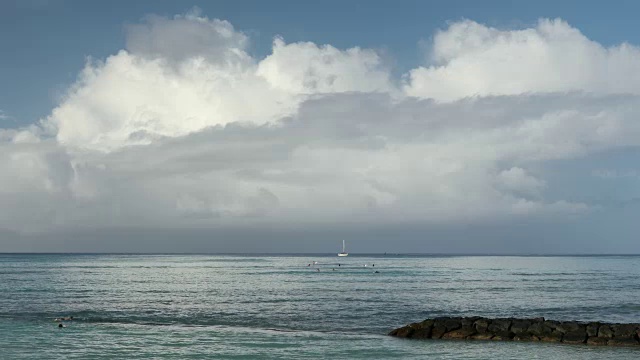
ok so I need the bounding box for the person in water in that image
[58,323,65,328]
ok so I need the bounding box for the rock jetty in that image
[389,317,640,346]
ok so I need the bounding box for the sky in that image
[1,0,640,253]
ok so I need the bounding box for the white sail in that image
[338,240,349,257]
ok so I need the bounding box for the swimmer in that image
[58,323,65,328]
[374,271,380,273]
[316,268,320,272]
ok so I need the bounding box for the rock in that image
[431,324,448,339]
[489,319,512,332]
[586,337,608,346]
[612,324,638,339]
[556,322,584,334]
[389,317,640,347]
[563,330,587,344]
[442,326,476,339]
[443,318,462,332]
[513,335,540,341]
[598,325,614,338]
[585,323,600,337]
[412,326,433,339]
[527,322,546,337]
[510,320,531,337]
[469,333,494,340]
[474,318,491,333]
[392,326,414,338]
[419,319,435,328]
[461,317,481,327]
[607,338,639,346]
[539,330,563,343]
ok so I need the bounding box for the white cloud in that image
[405,19,640,101]
[496,167,545,196]
[5,13,640,235]
[257,37,394,94]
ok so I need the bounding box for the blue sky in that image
[2,1,640,253]
[2,0,640,126]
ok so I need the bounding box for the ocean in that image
[1,254,640,359]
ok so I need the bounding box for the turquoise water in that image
[2,254,640,359]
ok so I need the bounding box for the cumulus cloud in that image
[405,19,640,101]
[4,12,640,236]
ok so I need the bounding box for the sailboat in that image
[338,240,349,257]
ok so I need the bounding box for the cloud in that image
[405,19,640,101]
[3,12,640,239]
[0,110,12,122]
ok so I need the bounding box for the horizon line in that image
[2,252,640,257]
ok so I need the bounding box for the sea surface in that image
[1,254,640,359]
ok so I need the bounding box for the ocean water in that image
[1,254,640,359]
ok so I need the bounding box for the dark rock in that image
[563,330,587,344]
[527,322,546,337]
[420,319,435,328]
[487,319,511,333]
[556,322,584,334]
[469,333,494,340]
[513,335,540,341]
[586,337,608,346]
[393,326,414,338]
[412,326,433,339]
[431,324,448,339]
[389,317,640,347]
[543,320,560,332]
[474,318,491,333]
[607,338,639,346]
[539,330,563,342]
[612,324,638,339]
[461,317,481,327]
[442,326,476,339]
[443,318,462,332]
[598,325,614,338]
[510,320,531,336]
[585,323,600,337]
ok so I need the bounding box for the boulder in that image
[585,323,600,337]
[469,333,494,340]
[556,322,584,334]
[431,323,448,339]
[441,326,476,339]
[598,325,614,338]
[443,318,462,332]
[527,322,546,337]
[586,337,608,346]
[412,326,433,339]
[474,318,491,333]
[562,330,587,344]
[510,320,531,337]
[539,330,563,342]
[607,338,639,346]
[389,317,640,347]
[612,324,638,339]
